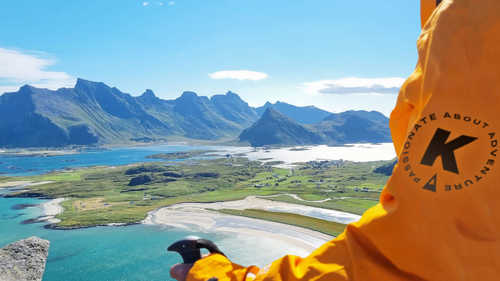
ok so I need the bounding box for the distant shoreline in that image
[0,150,79,157]
[0,137,243,154]
[0,140,394,155]
[0,181,53,189]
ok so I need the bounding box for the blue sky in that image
[0,0,421,115]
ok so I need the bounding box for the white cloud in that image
[303,77,405,95]
[0,47,75,94]
[143,1,171,7]
[209,70,268,81]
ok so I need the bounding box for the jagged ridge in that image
[0,79,391,148]
[0,79,258,147]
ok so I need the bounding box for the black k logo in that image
[420,128,477,174]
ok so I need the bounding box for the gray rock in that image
[0,236,50,281]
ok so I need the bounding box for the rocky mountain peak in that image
[74,78,108,92]
[179,91,198,99]
[239,107,323,146]
[142,89,156,98]
[225,91,239,97]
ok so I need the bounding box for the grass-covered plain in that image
[218,209,347,236]
[2,157,390,229]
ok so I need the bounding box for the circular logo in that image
[400,112,498,193]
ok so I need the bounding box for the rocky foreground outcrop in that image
[0,237,50,281]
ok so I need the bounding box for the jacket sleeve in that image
[188,0,500,280]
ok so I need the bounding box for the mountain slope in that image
[239,108,324,146]
[0,85,96,147]
[170,91,245,139]
[211,91,259,127]
[240,109,391,146]
[255,101,331,124]
[0,79,257,147]
[313,110,391,144]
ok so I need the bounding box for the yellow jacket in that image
[187,1,500,280]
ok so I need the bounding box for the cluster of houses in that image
[302,160,345,169]
[354,187,372,192]
[252,160,375,194]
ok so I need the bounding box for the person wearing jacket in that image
[172,0,500,280]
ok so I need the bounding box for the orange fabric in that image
[421,0,439,28]
[186,254,258,281]
[188,1,500,280]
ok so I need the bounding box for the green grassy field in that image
[1,157,390,229]
[267,195,379,215]
[217,209,347,236]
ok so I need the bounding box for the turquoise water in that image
[0,192,196,281]
[0,189,305,281]
[0,145,221,176]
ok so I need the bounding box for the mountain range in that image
[0,79,391,148]
[239,108,391,146]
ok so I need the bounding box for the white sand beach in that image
[39,198,66,223]
[0,149,78,156]
[143,196,362,257]
[144,207,332,256]
[157,196,361,224]
[0,181,33,188]
[0,181,53,189]
[28,181,54,187]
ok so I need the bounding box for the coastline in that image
[0,150,78,157]
[140,196,369,254]
[35,195,336,254]
[144,206,333,253]
[0,181,33,188]
[38,198,65,224]
[0,181,53,189]
[156,196,361,224]
[37,195,358,236]
[24,188,354,256]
